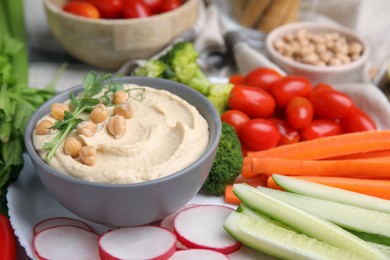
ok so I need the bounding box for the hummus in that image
[33,84,209,184]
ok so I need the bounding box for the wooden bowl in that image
[44,0,200,69]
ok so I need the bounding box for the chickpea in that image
[35,120,53,135]
[77,121,96,137]
[112,90,128,105]
[51,103,70,120]
[63,137,82,157]
[107,115,126,139]
[113,103,133,119]
[349,41,363,55]
[79,145,97,165]
[90,104,108,124]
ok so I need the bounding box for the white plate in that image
[7,155,230,259]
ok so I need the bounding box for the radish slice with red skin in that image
[169,249,229,259]
[33,226,99,260]
[99,226,176,260]
[33,217,93,234]
[173,204,241,254]
[160,204,197,231]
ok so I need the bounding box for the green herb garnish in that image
[42,72,145,161]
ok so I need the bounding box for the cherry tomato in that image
[63,1,100,18]
[221,109,250,133]
[314,83,334,92]
[309,89,354,119]
[339,107,377,133]
[244,68,282,92]
[159,0,183,13]
[269,118,300,145]
[123,0,152,18]
[141,0,164,13]
[301,119,342,141]
[79,0,123,18]
[285,97,313,129]
[271,75,312,107]
[228,85,275,118]
[229,74,245,85]
[239,119,281,151]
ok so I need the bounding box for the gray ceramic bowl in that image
[25,77,221,227]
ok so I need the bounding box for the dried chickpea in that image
[63,137,82,157]
[35,120,53,135]
[77,121,96,137]
[112,90,128,105]
[51,103,70,120]
[113,104,133,119]
[107,115,126,139]
[90,104,108,124]
[79,145,97,165]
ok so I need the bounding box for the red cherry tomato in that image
[228,85,275,118]
[159,0,183,13]
[301,119,342,141]
[244,68,282,92]
[239,119,281,151]
[269,118,300,145]
[123,0,152,18]
[285,97,314,129]
[221,109,250,133]
[229,74,245,85]
[79,0,123,18]
[314,83,334,92]
[141,0,164,13]
[63,1,100,18]
[309,89,354,119]
[271,75,312,107]
[340,107,377,133]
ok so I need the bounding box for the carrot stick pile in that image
[225,130,390,204]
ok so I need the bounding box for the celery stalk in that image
[3,0,28,86]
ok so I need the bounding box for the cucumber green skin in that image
[256,186,390,240]
[224,211,363,260]
[350,230,390,247]
[272,174,390,214]
[233,183,388,260]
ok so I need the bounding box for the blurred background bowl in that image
[266,22,370,84]
[25,77,221,227]
[43,0,200,69]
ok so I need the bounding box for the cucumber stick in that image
[233,183,388,259]
[272,174,390,214]
[238,203,298,232]
[256,186,390,240]
[224,211,363,260]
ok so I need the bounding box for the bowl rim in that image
[43,0,198,25]
[25,76,221,189]
[265,21,371,73]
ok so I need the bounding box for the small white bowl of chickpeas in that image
[266,22,370,84]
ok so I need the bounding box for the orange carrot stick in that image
[247,130,390,160]
[224,185,240,205]
[267,176,390,200]
[249,157,390,179]
[328,149,390,160]
[234,174,268,187]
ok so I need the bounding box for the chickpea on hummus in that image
[33,84,209,184]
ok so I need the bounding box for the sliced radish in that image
[173,204,241,254]
[33,226,99,260]
[169,249,229,259]
[160,204,196,231]
[33,217,93,234]
[99,226,176,260]
[160,204,197,250]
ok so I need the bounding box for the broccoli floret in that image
[207,83,234,115]
[202,122,243,196]
[133,60,168,78]
[159,42,211,95]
